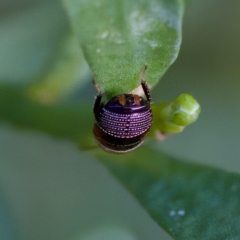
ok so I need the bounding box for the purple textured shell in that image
[96,94,152,139]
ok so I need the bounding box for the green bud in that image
[170,94,201,126]
[150,93,201,137]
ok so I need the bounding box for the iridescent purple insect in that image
[93,68,152,153]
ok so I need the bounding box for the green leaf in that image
[1,85,240,239]
[63,0,184,98]
[95,148,240,240]
[0,85,93,147]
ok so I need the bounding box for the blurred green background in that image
[0,0,240,239]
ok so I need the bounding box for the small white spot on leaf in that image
[143,38,159,48]
[101,31,109,39]
[178,210,185,216]
[129,11,154,36]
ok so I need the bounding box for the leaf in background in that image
[63,0,184,98]
[1,86,240,239]
[0,85,93,147]
[95,149,240,240]
[0,1,68,84]
[27,33,91,104]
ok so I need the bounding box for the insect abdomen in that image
[97,107,152,138]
